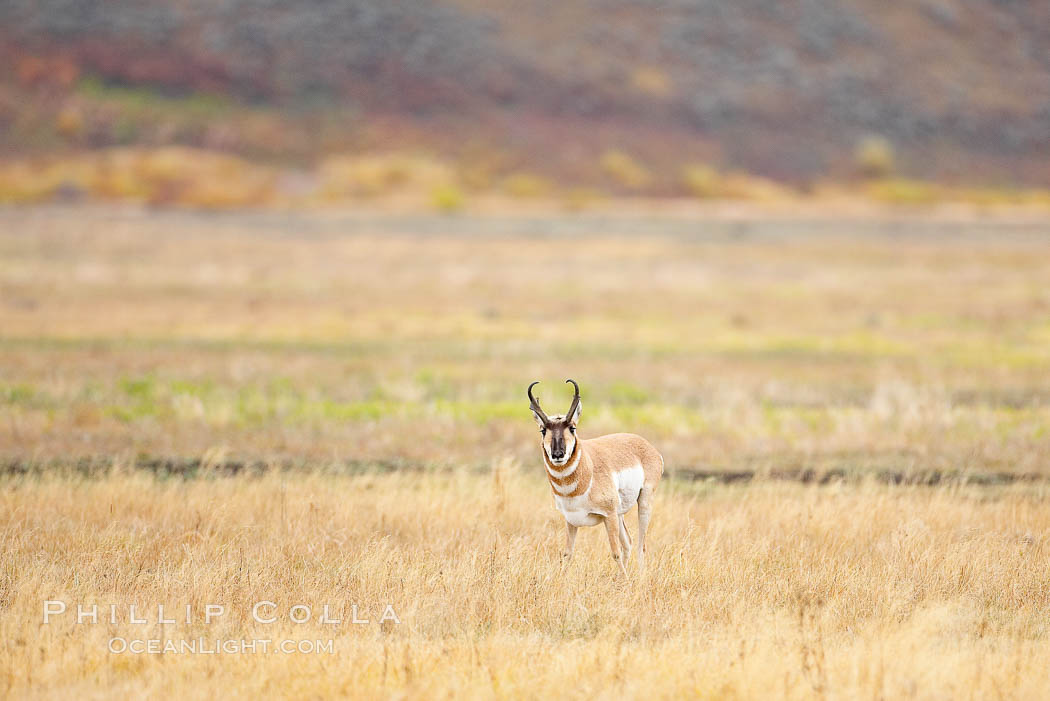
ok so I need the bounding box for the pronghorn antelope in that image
[528,379,663,574]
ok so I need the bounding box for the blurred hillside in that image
[2,0,1049,194]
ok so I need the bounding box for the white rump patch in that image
[612,464,645,515]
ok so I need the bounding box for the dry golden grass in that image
[2,468,1050,699]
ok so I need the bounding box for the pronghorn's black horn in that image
[528,381,549,423]
[564,379,580,422]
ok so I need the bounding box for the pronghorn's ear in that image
[531,409,546,430]
[568,401,581,426]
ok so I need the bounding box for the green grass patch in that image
[77,77,236,119]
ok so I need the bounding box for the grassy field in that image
[3,470,1050,699]
[1,206,1050,698]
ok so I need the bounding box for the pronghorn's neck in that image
[544,439,590,497]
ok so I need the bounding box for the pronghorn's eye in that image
[569,426,576,433]
[540,427,547,436]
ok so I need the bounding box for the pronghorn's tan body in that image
[544,431,663,521]
[529,380,664,574]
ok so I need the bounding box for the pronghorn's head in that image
[527,379,581,466]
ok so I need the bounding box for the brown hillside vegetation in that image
[1,0,1049,187]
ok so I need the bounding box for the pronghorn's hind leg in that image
[637,486,654,571]
[617,515,632,563]
[603,516,628,576]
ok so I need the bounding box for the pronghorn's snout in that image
[546,421,574,463]
[535,411,576,465]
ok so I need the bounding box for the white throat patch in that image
[551,477,578,495]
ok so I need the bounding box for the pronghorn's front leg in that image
[564,522,578,561]
[603,516,628,576]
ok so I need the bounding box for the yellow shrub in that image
[502,172,551,198]
[318,154,452,201]
[855,136,895,178]
[318,156,396,198]
[718,172,792,201]
[177,171,274,209]
[681,164,723,198]
[94,151,154,201]
[600,149,652,190]
[430,183,465,213]
[0,163,60,203]
[866,178,939,205]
